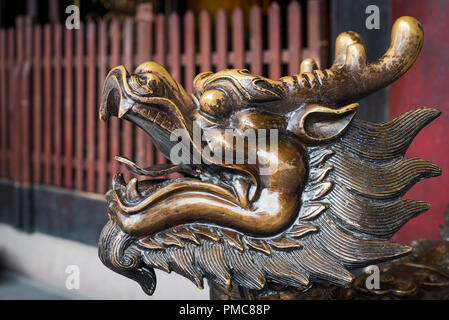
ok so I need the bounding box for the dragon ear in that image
[288,103,359,143]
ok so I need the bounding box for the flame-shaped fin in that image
[294,241,354,285]
[157,233,184,248]
[299,203,328,221]
[191,226,220,242]
[287,225,319,238]
[328,185,430,238]
[253,251,309,288]
[310,166,334,183]
[340,107,441,161]
[173,228,200,245]
[244,238,271,255]
[138,237,163,250]
[143,250,171,273]
[196,242,231,288]
[317,216,412,267]
[329,155,441,199]
[268,237,302,249]
[309,149,335,167]
[224,247,266,290]
[220,229,244,252]
[303,182,334,201]
[167,245,204,289]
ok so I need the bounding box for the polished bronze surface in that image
[210,239,449,300]
[97,16,441,296]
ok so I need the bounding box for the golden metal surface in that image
[209,240,449,300]
[97,17,441,297]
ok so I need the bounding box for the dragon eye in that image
[199,89,230,118]
[136,73,160,93]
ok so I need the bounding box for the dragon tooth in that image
[112,172,126,191]
[125,177,140,200]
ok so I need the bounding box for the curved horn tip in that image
[345,43,367,70]
[389,16,424,54]
[333,31,364,67]
[393,16,423,35]
[300,58,319,74]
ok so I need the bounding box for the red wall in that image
[390,0,449,243]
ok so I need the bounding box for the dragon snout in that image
[100,66,136,121]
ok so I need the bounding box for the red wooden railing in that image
[0,1,328,195]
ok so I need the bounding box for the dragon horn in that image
[283,16,423,106]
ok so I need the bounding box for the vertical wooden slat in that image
[97,20,107,194]
[64,26,73,188]
[232,8,244,68]
[167,14,182,176]
[0,29,7,176]
[33,25,42,184]
[169,13,181,82]
[12,18,24,184]
[108,20,120,183]
[0,4,327,194]
[43,24,52,185]
[216,9,227,71]
[122,18,134,181]
[74,22,84,190]
[288,1,302,75]
[154,13,167,165]
[19,17,33,231]
[249,5,262,75]
[184,11,195,94]
[154,14,165,66]
[7,29,15,180]
[199,10,211,73]
[53,23,62,187]
[20,16,33,185]
[48,0,60,23]
[122,19,133,88]
[136,6,153,169]
[86,21,96,192]
[268,2,281,79]
[307,0,326,67]
[136,5,153,66]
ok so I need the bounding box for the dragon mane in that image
[99,107,441,295]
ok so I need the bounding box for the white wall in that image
[0,223,209,299]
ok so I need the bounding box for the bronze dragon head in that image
[98,16,441,295]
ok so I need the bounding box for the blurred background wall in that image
[0,0,447,299]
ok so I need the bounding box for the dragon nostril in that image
[137,75,147,84]
[134,73,160,95]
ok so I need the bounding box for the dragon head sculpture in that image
[98,16,441,295]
